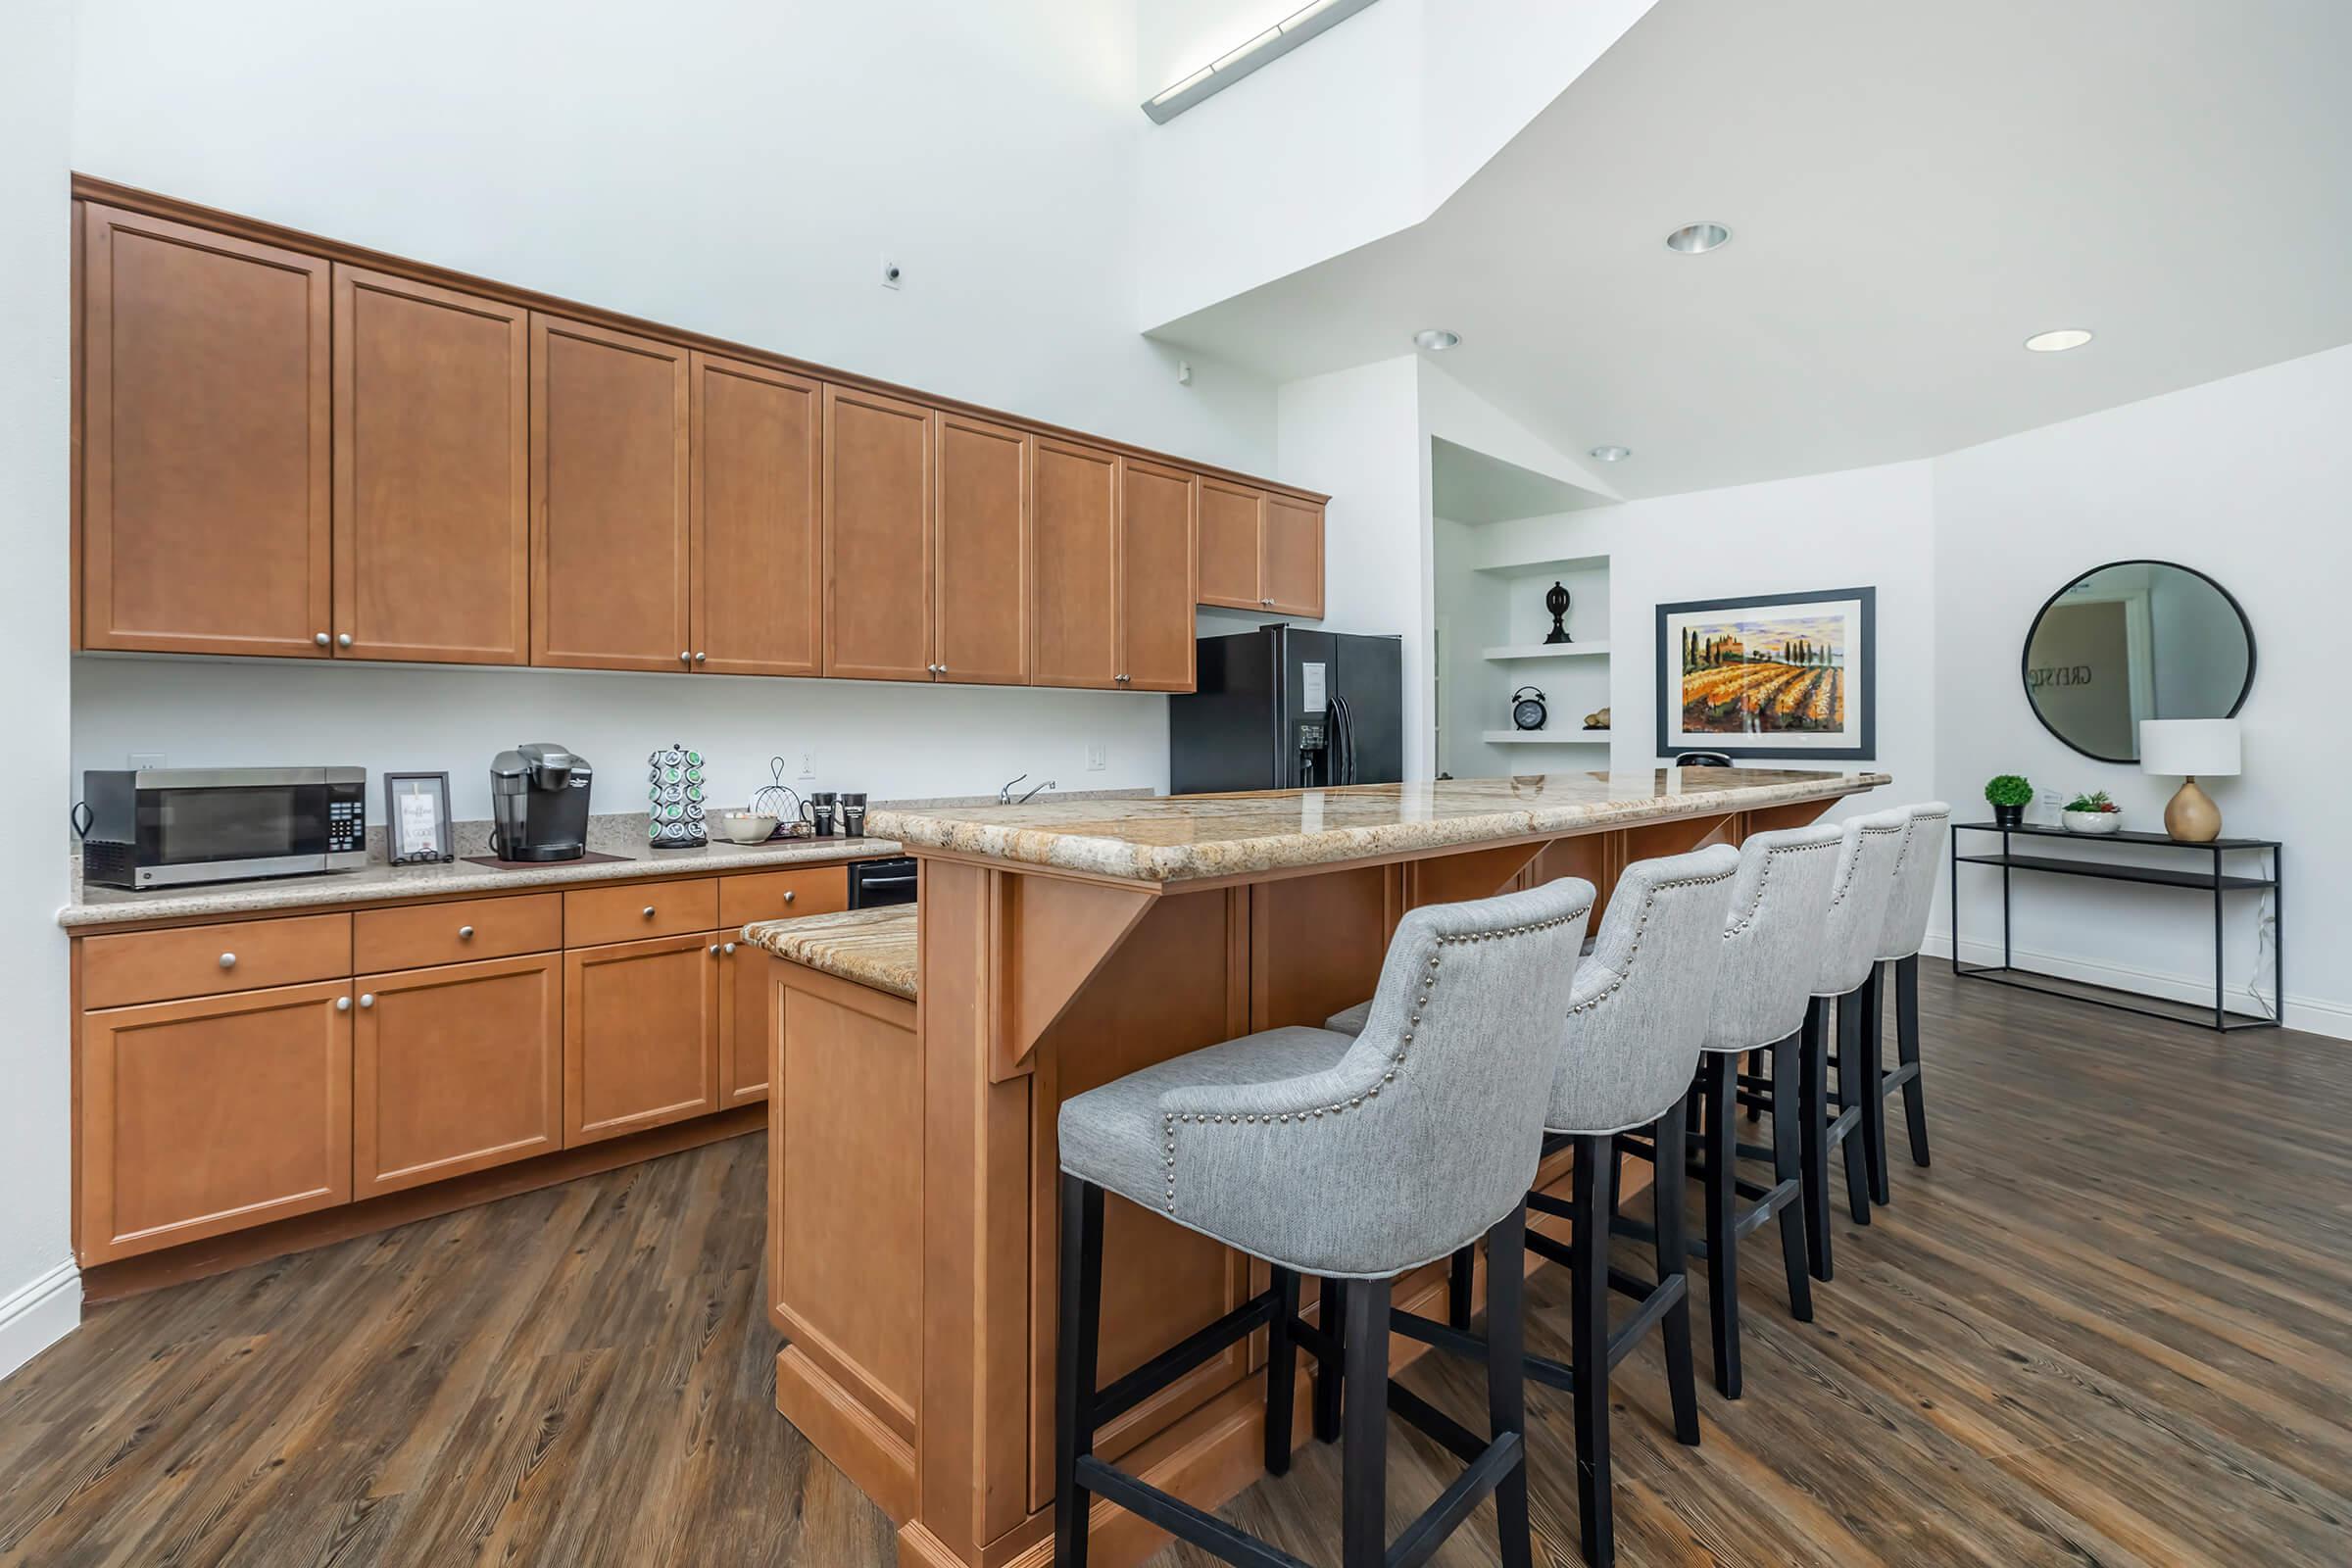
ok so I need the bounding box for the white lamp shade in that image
[2138,718,2240,777]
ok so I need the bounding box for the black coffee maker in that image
[489,743,594,861]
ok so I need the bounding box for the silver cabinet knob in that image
[336,996,351,1012]
[314,632,330,647]
[722,942,737,956]
[708,943,720,956]
[782,890,796,905]
[359,993,375,1008]
[936,664,947,675]
[694,651,707,663]
[336,633,353,648]
[678,651,692,663]
[643,906,657,919]
[218,953,236,969]
[458,925,475,941]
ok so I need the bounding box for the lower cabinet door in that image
[77,979,354,1264]
[564,932,721,1145]
[716,940,769,1107]
[354,953,563,1197]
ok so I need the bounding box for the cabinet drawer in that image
[82,913,353,1010]
[564,877,718,946]
[717,865,851,929]
[355,893,562,971]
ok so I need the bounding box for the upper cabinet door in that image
[80,204,330,657]
[690,354,822,676]
[1120,459,1198,694]
[529,315,691,671]
[934,412,1031,687]
[823,385,934,682]
[1261,493,1325,619]
[1031,437,1121,690]
[1197,476,1264,611]
[332,267,527,664]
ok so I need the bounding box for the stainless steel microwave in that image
[78,766,368,889]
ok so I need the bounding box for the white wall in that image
[0,0,80,1379]
[1934,345,2352,1035]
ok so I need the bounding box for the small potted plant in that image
[2062,789,2125,835]
[1984,774,2033,830]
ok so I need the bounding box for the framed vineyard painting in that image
[1654,586,1877,760]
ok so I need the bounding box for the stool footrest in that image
[1387,1379,1487,1463]
[1882,1061,1920,1092]
[1092,1288,1279,1428]
[1527,1188,1576,1222]
[1388,1430,1525,1568]
[1392,1305,1578,1394]
[1074,1454,1312,1568]
[1732,1177,1800,1240]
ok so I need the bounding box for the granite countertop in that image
[867,767,1890,885]
[59,834,905,929]
[740,906,918,999]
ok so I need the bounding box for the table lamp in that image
[2139,718,2240,843]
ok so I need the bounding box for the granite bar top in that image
[59,834,904,929]
[867,767,1889,885]
[740,906,918,1000]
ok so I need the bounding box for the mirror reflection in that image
[2023,561,2252,762]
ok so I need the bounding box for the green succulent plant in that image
[1984,774,2034,808]
[2064,790,2120,813]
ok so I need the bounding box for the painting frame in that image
[1653,586,1877,760]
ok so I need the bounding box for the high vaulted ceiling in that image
[1150,0,2352,498]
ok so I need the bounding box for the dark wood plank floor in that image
[5,967,2348,1567]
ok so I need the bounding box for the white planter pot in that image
[2062,809,2124,835]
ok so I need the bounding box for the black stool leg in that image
[1446,1244,1477,1331]
[1862,961,1891,1206]
[1744,1048,1761,1122]
[1651,1100,1701,1446]
[1486,1204,1534,1568]
[1054,1175,1104,1568]
[1770,1031,1814,1322]
[1314,1279,1347,1443]
[1897,953,1931,1166]
[1571,1133,1615,1565]
[1342,1274,1393,1568]
[1799,995,1834,1282]
[1264,1267,1300,1475]
[1701,1054,1740,1398]
[1835,993,1872,1227]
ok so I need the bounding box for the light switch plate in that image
[1086,742,1106,772]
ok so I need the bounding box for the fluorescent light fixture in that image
[2024,328,2094,353]
[1665,222,1731,255]
[1412,328,1460,351]
[1143,0,1382,123]
[1590,445,1632,463]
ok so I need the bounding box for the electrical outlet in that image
[1176,360,1193,386]
[128,752,167,770]
[1086,742,1106,772]
[879,255,903,290]
[798,751,816,781]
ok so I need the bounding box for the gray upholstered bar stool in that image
[1857,802,1950,1204]
[1629,823,1843,1399]
[1326,844,1738,1567]
[1053,877,1594,1568]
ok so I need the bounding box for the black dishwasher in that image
[848,857,917,908]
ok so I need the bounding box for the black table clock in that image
[1511,686,1548,730]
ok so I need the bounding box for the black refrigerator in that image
[1169,625,1404,794]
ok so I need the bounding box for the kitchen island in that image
[752,768,1886,1568]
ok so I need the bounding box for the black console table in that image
[1950,821,2281,1031]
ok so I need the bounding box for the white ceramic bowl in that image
[718,811,779,845]
[2062,809,2123,835]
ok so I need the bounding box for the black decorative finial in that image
[1544,580,1573,644]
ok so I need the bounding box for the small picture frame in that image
[384,771,455,865]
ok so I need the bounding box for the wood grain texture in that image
[1120,459,1199,694]
[79,911,351,1010]
[1030,437,1121,690]
[824,384,935,682]
[1196,476,1263,611]
[15,968,2351,1566]
[563,933,721,1146]
[1259,493,1324,619]
[690,353,824,676]
[934,412,1032,687]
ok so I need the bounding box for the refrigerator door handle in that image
[1331,692,1354,785]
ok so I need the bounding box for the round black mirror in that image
[2022,561,2253,763]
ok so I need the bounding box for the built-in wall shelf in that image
[1481,731,1612,745]
[1472,551,1611,578]
[1482,642,1610,662]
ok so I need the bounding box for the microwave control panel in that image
[327,778,368,854]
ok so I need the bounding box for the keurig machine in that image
[488,743,594,861]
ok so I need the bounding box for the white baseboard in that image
[1918,934,2352,1042]
[0,1260,80,1383]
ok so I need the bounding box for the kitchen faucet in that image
[997,774,1056,806]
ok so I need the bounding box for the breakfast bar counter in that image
[756,768,1886,1568]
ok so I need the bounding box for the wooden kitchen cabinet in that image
[716,938,770,1107]
[691,353,823,676]
[563,932,721,1146]
[354,954,562,1196]
[77,979,354,1263]
[78,203,332,658]
[1119,458,1199,692]
[1196,476,1264,612]
[529,314,692,671]
[824,384,934,682]
[933,411,1031,686]
[1031,436,1121,689]
[332,267,528,664]
[1261,492,1326,617]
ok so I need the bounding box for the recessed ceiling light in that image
[1665,222,1731,255]
[1412,328,1460,351]
[1590,445,1631,463]
[2024,328,2094,353]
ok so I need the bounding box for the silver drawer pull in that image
[458,925,475,940]
[722,942,737,956]
[359,993,375,1009]
[218,953,236,969]
[337,632,354,648]
[336,996,351,1012]
[782,890,796,905]
[313,632,330,647]
[643,906,657,919]
[708,944,719,956]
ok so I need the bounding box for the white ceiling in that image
[1151,0,2352,498]
[1431,436,1611,523]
